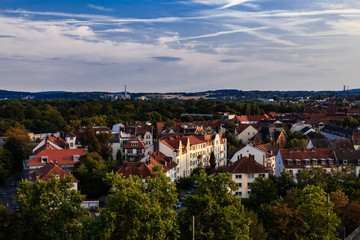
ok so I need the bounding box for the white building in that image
[225,155,269,198]
[159,134,227,179]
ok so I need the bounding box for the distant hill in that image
[0,88,359,100]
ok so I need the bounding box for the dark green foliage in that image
[179,170,250,240]
[0,205,18,240]
[248,176,279,210]
[16,175,88,240]
[0,99,308,135]
[85,168,179,240]
[74,152,111,198]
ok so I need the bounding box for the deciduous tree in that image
[179,170,250,240]
[16,175,88,240]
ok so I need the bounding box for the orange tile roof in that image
[30,162,78,183]
[124,138,146,149]
[225,156,268,174]
[27,148,85,167]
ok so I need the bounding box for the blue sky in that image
[1,0,360,92]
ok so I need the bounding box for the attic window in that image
[295,159,301,165]
[312,158,318,164]
[287,159,292,165]
[131,142,138,146]
[343,160,347,165]
[41,156,48,163]
[73,155,80,161]
[304,159,310,165]
[358,159,360,165]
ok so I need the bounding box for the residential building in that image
[26,148,85,174]
[124,138,146,161]
[159,134,227,179]
[235,125,258,145]
[334,150,360,177]
[275,148,336,179]
[225,155,269,198]
[29,162,79,190]
[230,143,267,166]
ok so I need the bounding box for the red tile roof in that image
[149,151,177,172]
[27,148,85,167]
[124,138,146,149]
[117,159,157,178]
[30,162,78,183]
[225,155,268,174]
[279,148,335,169]
[161,135,206,150]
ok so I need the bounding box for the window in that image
[237,183,242,188]
[343,160,347,165]
[259,173,266,178]
[247,182,252,188]
[295,159,301,165]
[235,192,242,196]
[235,174,242,179]
[287,159,292,165]
[131,142,138,146]
[248,174,254,179]
[304,159,310,165]
[247,191,251,196]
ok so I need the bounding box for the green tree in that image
[179,170,250,240]
[16,175,88,240]
[0,149,10,185]
[86,166,179,240]
[245,210,268,240]
[115,149,124,167]
[74,152,110,198]
[0,205,18,240]
[248,176,278,210]
[298,185,340,239]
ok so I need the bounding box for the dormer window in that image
[312,158,318,165]
[358,159,360,165]
[73,155,80,161]
[41,156,48,163]
[131,142,138,146]
[304,159,310,165]
[327,158,334,164]
[343,160,347,165]
[295,159,301,165]
[287,159,292,165]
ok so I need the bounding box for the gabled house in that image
[225,155,269,198]
[159,134,227,179]
[26,148,85,174]
[29,162,79,190]
[32,136,69,155]
[230,143,267,167]
[234,125,258,145]
[334,149,360,177]
[307,139,331,149]
[117,151,178,182]
[275,148,336,179]
[124,138,146,161]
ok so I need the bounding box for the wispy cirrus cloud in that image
[87,4,113,12]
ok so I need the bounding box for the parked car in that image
[175,201,183,209]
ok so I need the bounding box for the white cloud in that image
[87,4,113,12]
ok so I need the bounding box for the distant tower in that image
[344,85,346,91]
[124,85,127,99]
[347,85,349,91]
